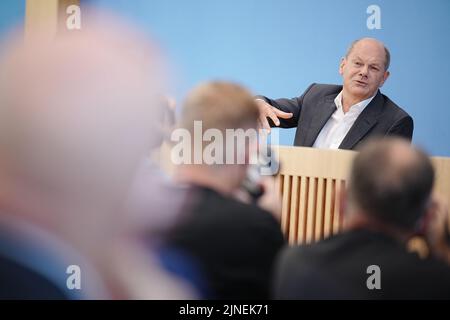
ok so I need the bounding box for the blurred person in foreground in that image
[161,81,286,299]
[0,14,194,299]
[274,137,450,299]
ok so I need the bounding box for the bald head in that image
[346,38,390,71]
[348,138,434,230]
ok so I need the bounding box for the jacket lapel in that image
[302,95,337,146]
[339,91,383,150]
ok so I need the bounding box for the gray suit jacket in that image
[259,83,413,150]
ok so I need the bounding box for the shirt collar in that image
[334,91,375,115]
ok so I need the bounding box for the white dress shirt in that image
[312,91,375,149]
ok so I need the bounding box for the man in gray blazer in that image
[256,38,413,150]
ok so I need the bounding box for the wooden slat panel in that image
[333,179,342,235]
[275,146,450,245]
[323,179,335,238]
[25,0,58,39]
[288,176,300,244]
[25,0,80,40]
[281,175,291,237]
[274,173,283,231]
[432,157,450,233]
[277,146,356,179]
[314,178,326,241]
[297,176,308,244]
[305,178,318,244]
[339,180,346,231]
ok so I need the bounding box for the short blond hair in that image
[180,81,259,132]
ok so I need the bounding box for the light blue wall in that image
[2,1,449,156]
[0,0,25,39]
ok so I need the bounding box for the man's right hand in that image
[255,99,293,132]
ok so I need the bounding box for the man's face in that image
[339,40,390,101]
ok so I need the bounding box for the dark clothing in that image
[164,186,286,299]
[258,83,413,150]
[0,226,71,300]
[0,254,68,299]
[274,229,450,299]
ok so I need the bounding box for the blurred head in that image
[339,38,390,101]
[346,138,434,232]
[0,15,167,253]
[181,81,259,131]
[176,81,259,193]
